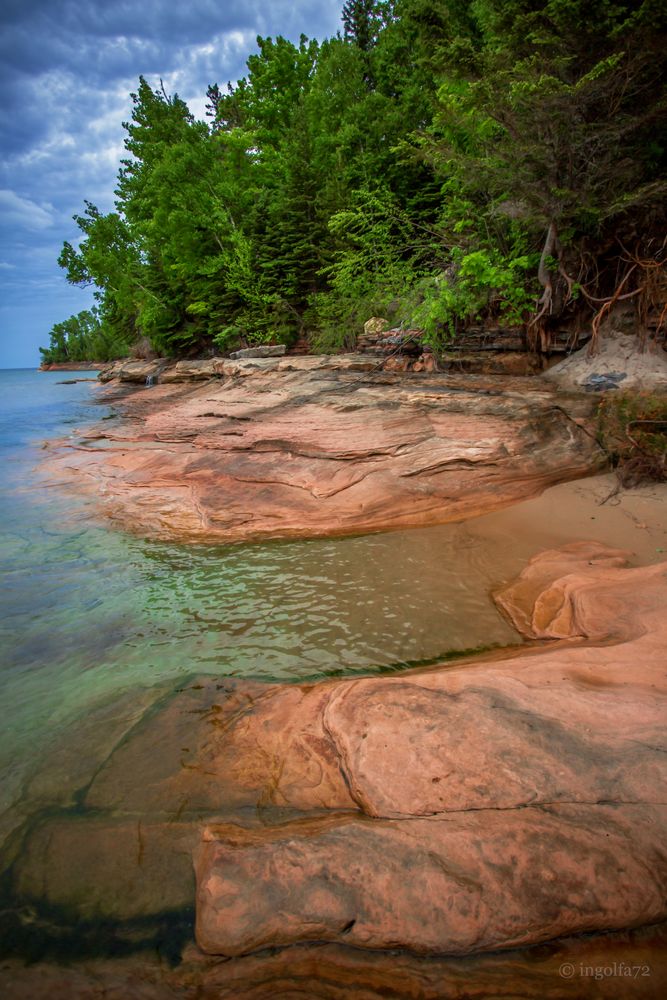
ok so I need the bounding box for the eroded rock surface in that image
[3,922,666,999]
[9,543,667,966]
[46,357,602,542]
[195,805,667,957]
[190,543,667,957]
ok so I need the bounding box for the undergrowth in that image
[597,392,667,486]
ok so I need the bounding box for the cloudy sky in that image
[0,0,343,367]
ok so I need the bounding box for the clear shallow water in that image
[0,368,521,922]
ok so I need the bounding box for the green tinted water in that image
[0,369,524,962]
[0,372,521,809]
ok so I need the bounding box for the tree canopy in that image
[43,0,666,361]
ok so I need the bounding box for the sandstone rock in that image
[33,544,661,954]
[229,345,286,359]
[46,364,603,543]
[84,678,354,815]
[441,351,543,376]
[118,361,165,383]
[39,361,103,372]
[195,804,667,957]
[97,360,125,382]
[445,326,527,353]
[356,327,423,357]
[381,355,410,372]
[3,921,666,999]
[14,816,199,920]
[158,359,225,382]
[97,360,169,384]
[74,541,666,818]
[3,544,666,979]
[190,545,667,957]
[24,686,168,809]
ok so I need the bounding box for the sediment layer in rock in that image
[195,804,667,957]
[44,356,602,543]
[3,921,666,999]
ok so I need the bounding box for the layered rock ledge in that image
[44,355,602,542]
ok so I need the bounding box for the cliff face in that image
[44,355,603,543]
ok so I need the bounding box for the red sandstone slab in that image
[195,804,667,957]
[42,365,602,542]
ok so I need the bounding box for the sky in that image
[0,0,343,368]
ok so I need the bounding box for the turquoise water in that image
[0,368,519,847]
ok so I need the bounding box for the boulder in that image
[97,360,168,384]
[158,359,224,382]
[362,317,389,337]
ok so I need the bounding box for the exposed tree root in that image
[527,234,666,355]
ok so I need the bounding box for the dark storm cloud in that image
[0,0,343,365]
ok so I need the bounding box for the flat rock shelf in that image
[3,360,665,998]
[42,357,604,543]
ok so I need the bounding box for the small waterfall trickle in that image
[145,374,155,387]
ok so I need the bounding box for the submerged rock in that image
[3,921,666,998]
[190,544,667,957]
[9,544,666,965]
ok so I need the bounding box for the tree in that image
[409,0,667,345]
[39,308,130,364]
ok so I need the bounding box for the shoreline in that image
[38,361,104,371]
[3,537,666,997]
[4,363,666,996]
[467,470,667,570]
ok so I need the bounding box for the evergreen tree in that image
[46,1,665,361]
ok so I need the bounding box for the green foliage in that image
[39,309,131,364]
[44,1,666,362]
[597,392,667,486]
[414,0,667,334]
[309,187,431,351]
[413,249,537,346]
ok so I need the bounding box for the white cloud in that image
[0,190,54,230]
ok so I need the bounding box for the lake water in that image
[0,367,525,961]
